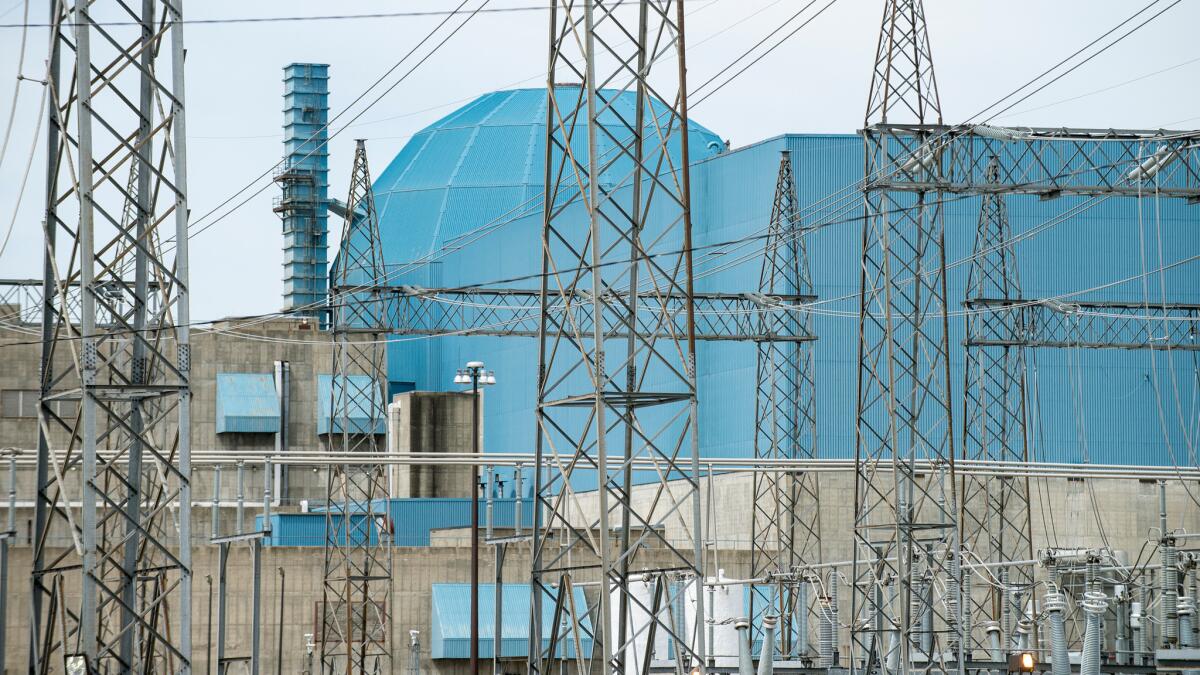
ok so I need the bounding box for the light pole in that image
[454,361,495,674]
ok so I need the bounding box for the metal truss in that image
[963,299,1200,351]
[959,161,1034,659]
[852,2,964,675]
[348,285,815,342]
[530,2,708,673]
[749,151,823,660]
[320,141,393,675]
[31,0,194,673]
[867,125,1200,200]
[1,283,816,344]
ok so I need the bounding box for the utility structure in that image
[530,1,709,672]
[959,159,1036,657]
[853,1,964,673]
[749,151,823,661]
[30,0,194,673]
[320,140,394,675]
[853,2,1200,672]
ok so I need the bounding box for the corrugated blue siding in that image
[430,583,593,659]
[316,374,386,435]
[215,373,279,434]
[258,498,536,547]
[258,513,381,548]
[367,87,1199,469]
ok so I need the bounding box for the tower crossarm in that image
[867,124,1200,199]
[964,298,1200,351]
[339,285,818,342]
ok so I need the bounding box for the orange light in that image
[1019,652,1036,672]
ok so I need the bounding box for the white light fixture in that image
[453,361,497,387]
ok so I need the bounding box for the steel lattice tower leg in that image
[852,2,963,675]
[31,0,194,672]
[530,2,707,673]
[750,150,823,660]
[959,159,1035,659]
[320,140,393,675]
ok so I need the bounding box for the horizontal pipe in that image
[4,451,1198,481]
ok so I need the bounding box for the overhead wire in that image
[169,0,488,248]
[157,0,853,338]
[0,0,52,262]
[1134,167,1200,510]
[0,4,559,28]
[0,0,28,170]
[171,0,1185,315]
[993,55,1200,122]
[6,199,1197,350]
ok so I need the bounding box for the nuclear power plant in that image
[0,2,1198,675]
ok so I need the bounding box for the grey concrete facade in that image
[388,391,479,499]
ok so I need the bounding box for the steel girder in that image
[852,3,965,675]
[31,1,194,673]
[866,125,1200,200]
[531,2,708,673]
[749,151,824,661]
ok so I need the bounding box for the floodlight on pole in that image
[453,359,495,675]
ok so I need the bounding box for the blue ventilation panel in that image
[215,373,279,434]
[276,63,330,316]
[316,374,386,435]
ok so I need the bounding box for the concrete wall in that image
[0,472,1197,673]
[0,535,745,675]
[388,391,479,499]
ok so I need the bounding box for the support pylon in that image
[530,2,707,673]
[852,2,963,674]
[31,1,194,672]
[750,150,823,660]
[959,159,1035,657]
[320,140,393,675]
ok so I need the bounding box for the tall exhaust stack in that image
[274,63,330,316]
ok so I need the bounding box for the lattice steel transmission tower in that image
[852,1,964,674]
[31,0,194,673]
[750,150,823,660]
[530,1,708,673]
[959,159,1034,656]
[320,140,393,675]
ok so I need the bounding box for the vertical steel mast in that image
[959,159,1035,657]
[852,1,963,674]
[531,1,706,673]
[32,0,194,672]
[750,150,822,659]
[320,140,393,675]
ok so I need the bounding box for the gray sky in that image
[0,0,1197,320]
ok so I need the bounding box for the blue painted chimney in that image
[274,63,330,316]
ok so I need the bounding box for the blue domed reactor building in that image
[284,77,1199,472]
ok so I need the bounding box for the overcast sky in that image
[0,0,1196,320]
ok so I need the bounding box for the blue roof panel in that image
[215,373,279,434]
[430,583,593,659]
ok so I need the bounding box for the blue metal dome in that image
[372,87,725,266]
